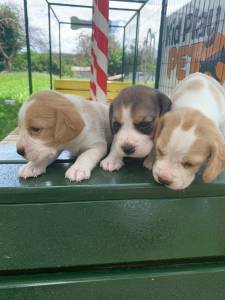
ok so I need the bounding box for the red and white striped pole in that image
[90,0,109,102]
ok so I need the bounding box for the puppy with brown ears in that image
[152,72,225,190]
[100,85,171,171]
[17,90,111,182]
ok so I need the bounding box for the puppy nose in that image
[17,147,25,157]
[121,144,135,155]
[158,176,172,186]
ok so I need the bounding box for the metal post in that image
[59,22,62,79]
[48,3,53,89]
[121,26,126,81]
[155,0,167,89]
[23,0,32,94]
[132,11,140,85]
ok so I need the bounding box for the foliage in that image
[12,51,74,77]
[0,3,25,71]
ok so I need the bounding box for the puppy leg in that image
[18,157,55,179]
[143,149,155,170]
[65,142,107,182]
[100,143,124,172]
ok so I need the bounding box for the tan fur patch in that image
[25,91,85,146]
[185,79,204,90]
[173,79,204,101]
[155,107,225,182]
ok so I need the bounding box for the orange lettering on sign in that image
[167,47,177,79]
[177,46,190,80]
[216,62,225,85]
[167,33,225,82]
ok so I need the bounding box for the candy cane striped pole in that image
[90,0,109,103]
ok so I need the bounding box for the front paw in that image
[65,165,91,182]
[100,156,124,172]
[18,163,46,179]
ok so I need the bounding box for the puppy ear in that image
[54,105,85,145]
[203,135,225,182]
[156,91,172,116]
[153,115,165,144]
[109,102,114,133]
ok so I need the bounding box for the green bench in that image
[0,143,225,299]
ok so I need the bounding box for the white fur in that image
[153,126,197,190]
[153,72,225,189]
[17,93,111,182]
[101,106,153,172]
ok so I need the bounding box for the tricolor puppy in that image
[100,85,171,171]
[17,90,111,182]
[153,72,225,190]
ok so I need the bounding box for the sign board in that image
[71,16,92,30]
[159,0,225,94]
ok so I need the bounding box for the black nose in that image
[121,144,135,155]
[17,147,25,157]
[158,176,172,186]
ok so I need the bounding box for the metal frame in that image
[23,0,151,93]
[155,0,167,89]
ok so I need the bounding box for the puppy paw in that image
[65,165,91,182]
[100,156,124,172]
[18,163,46,179]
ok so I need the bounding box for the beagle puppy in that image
[100,85,171,171]
[153,72,225,190]
[17,90,111,182]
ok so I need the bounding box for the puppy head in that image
[109,85,171,158]
[17,91,85,162]
[152,108,225,190]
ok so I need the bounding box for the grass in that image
[0,71,55,140]
[0,71,53,103]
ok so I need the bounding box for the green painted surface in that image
[0,262,225,299]
[1,144,225,297]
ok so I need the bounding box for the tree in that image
[75,31,122,74]
[0,3,24,71]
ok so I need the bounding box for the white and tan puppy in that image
[153,72,225,190]
[17,90,111,182]
[100,85,171,171]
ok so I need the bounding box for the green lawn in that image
[0,72,54,140]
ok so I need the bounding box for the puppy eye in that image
[30,127,41,133]
[112,121,121,133]
[135,121,153,134]
[182,161,194,168]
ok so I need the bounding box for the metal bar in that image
[49,5,60,22]
[124,11,138,27]
[110,0,145,2]
[23,0,32,95]
[59,22,62,79]
[110,7,138,11]
[155,0,167,89]
[132,11,140,84]
[48,2,92,8]
[60,21,124,28]
[48,2,137,11]
[124,0,148,27]
[121,26,126,81]
[48,3,53,89]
